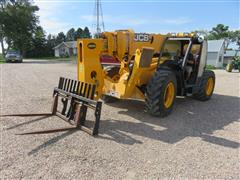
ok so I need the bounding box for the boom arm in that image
[77,30,167,100]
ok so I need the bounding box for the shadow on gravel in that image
[6,115,50,130]
[99,94,240,149]
[15,93,239,155]
[28,129,78,155]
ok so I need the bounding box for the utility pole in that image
[94,0,104,38]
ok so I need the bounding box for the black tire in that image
[226,63,233,72]
[101,95,119,103]
[193,70,215,101]
[145,70,177,117]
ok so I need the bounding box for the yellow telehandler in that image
[1,30,215,136]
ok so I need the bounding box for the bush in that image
[206,65,216,70]
[233,56,240,61]
[0,54,5,63]
[60,52,70,58]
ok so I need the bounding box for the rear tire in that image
[145,70,177,117]
[193,70,215,101]
[226,62,233,72]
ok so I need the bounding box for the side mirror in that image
[198,35,204,43]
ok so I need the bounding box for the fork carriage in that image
[1,77,102,136]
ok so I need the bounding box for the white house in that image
[53,41,77,57]
[207,40,225,68]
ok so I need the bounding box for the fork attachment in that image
[52,77,102,135]
[1,77,102,136]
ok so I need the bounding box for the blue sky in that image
[35,0,239,36]
[1,1,238,53]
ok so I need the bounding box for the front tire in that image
[193,70,215,101]
[145,70,177,117]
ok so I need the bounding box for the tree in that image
[45,34,56,57]
[194,24,239,49]
[230,30,240,50]
[82,27,91,38]
[0,0,6,56]
[25,26,47,57]
[66,28,75,41]
[56,32,66,44]
[74,27,83,40]
[208,24,229,40]
[0,0,39,56]
[208,24,231,48]
[0,23,5,56]
[47,34,57,47]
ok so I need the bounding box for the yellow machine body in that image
[77,29,195,100]
[2,31,212,136]
[77,29,169,100]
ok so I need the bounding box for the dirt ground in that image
[0,60,239,179]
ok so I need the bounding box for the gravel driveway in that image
[1,60,239,179]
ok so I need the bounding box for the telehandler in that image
[1,30,215,136]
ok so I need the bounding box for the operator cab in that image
[157,33,205,95]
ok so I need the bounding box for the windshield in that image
[159,39,190,62]
[7,51,20,55]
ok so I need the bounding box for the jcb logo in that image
[134,33,150,42]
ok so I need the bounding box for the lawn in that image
[0,53,5,64]
[0,54,77,64]
[206,65,216,70]
[25,56,77,62]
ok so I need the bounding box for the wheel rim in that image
[164,82,175,108]
[206,77,214,96]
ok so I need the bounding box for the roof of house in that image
[53,41,77,49]
[207,39,225,52]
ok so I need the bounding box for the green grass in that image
[25,56,77,61]
[0,53,77,63]
[0,53,5,64]
[206,65,216,70]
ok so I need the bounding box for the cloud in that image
[80,15,94,22]
[34,0,193,35]
[81,15,148,26]
[40,18,70,34]
[80,14,192,26]
[34,1,70,34]
[163,17,192,25]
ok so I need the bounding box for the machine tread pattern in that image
[193,70,215,101]
[145,70,176,117]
